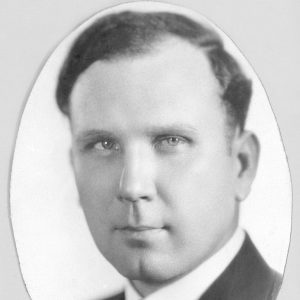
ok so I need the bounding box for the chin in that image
[117,253,190,285]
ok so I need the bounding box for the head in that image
[56,11,259,296]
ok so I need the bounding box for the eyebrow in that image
[74,129,117,143]
[143,124,199,136]
[74,124,199,141]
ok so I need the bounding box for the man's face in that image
[70,39,241,284]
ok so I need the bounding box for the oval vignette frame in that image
[9,1,292,300]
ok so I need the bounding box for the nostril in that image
[117,194,150,203]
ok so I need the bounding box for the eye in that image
[92,139,120,154]
[163,137,182,146]
[155,136,188,152]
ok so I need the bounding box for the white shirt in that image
[125,228,245,300]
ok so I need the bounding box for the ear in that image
[232,130,260,202]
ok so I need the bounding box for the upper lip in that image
[116,225,163,231]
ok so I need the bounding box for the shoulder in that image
[201,233,282,300]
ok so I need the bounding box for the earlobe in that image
[234,131,260,202]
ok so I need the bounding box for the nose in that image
[118,146,156,203]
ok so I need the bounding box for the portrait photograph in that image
[1,1,299,300]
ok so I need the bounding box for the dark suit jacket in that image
[103,234,282,300]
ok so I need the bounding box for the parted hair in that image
[56,11,252,130]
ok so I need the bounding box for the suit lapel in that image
[200,234,281,300]
[103,292,125,300]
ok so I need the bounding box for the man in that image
[56,9,282,300]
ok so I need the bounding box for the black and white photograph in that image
[1,1,299,300]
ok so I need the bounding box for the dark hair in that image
[56,11,252,130]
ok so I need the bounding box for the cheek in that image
[74,158,121,219]
[160,150,234,199]
[158,152,236,232]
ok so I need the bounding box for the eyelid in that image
[155,135,190,142]
[154,135,191,149]
[82,136,121,152]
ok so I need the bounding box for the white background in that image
[1,0,299,299]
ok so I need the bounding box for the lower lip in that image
[116,227,165,240]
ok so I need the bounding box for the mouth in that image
[114,225,167,242]
[117,225,164,232]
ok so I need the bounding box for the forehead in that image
[70,38,225,134]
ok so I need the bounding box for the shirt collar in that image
[125,228,245,300]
